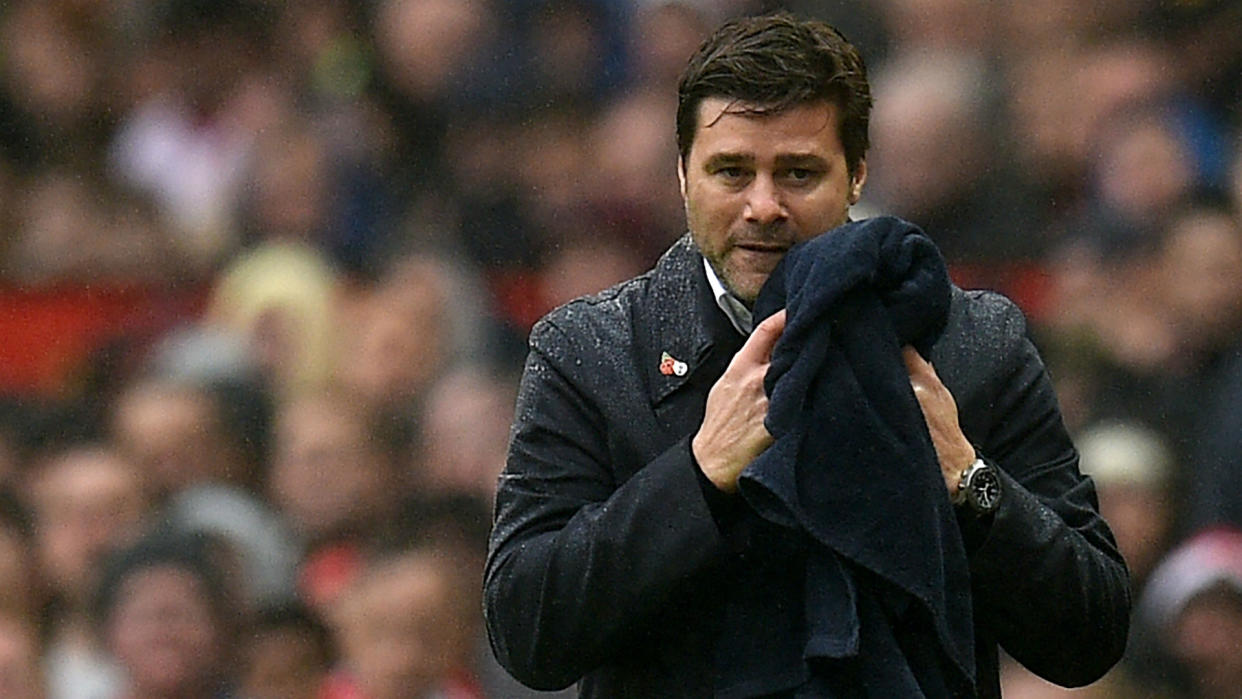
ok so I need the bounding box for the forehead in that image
[117,565,208,604]
[688,97,842,160]
[33,451,140,500]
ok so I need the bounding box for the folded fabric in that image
[716,217,975,697]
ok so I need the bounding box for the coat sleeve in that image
[961,297,1131,687]
[483,319,730,691]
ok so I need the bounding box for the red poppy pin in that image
[660,352,688,377]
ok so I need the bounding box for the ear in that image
[677,157,688,200]
[848,159,867,205]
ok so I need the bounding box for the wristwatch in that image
[955,456,1001,515]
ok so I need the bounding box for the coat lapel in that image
[639,235,744,408]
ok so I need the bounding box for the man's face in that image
[270,398,389,539]
[106,566,220,696]
[680,97,865,304]
[30,450,147,603]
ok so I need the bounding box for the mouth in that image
[733,241,790,254]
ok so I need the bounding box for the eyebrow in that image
[700,153,833,171]
[702,153,754,170]
[774,154,831,170]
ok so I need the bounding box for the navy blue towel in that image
[718,217,975,697]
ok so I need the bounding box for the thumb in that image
[902,345,938,382]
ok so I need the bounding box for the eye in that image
[781,168,819,185]
[716,166,748,182]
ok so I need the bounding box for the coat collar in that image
[641,234,744,406]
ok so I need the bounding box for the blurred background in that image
[0,0,1239,697]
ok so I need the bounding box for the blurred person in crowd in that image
[368,0,498,189]
[1177,203,1242,533]
[538,236,648,313]
[1153,202,1242,368]
[110,377,249,500]
[209,240,340,397]
[0,614,44,699]
[238,603,335,699]
[1000,38,1174,238]
[1081,202,1242,470]
[1000,46,1096,220]
[993,0,1078,51]
[410,367,517,502]
[517,0,623,110]
[509,107,596,255]
[585,91,688,264]
[395,493,573,698]
[108,0,277,271]
[264,0,396,276]
[1036,232,1174,418]
[1084,108,1198,248]
[628,1,712,95]
[4,169,106,284]
[486,13,1128,696]
[994,0,1144,55]
[4,170,181,286]
[1136,528,1242,699]
[0,0,116,172]
[1037,202,1242,527]
[21,443,148,699]
[865,48,1028,262]
[438,107,543,273]
[129,336,276,492]
[94,531,239,699]
[162,484,301,611]
[371,0,494,106]
[324,544,483,699]
[269,390,400,548]
[269,0,372,107]
[874,0,993,54]
[268,390,403,615]
[239,119,336,248]
[335,253,484,413]
[236,115,391,276]
[1076,420,1176,594]
[1154,0,1242,150]
[0,489,38,625]
[394,493,491,592]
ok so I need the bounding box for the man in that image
[485,13,1129,697]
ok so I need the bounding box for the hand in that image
[693,310,787,493]
[902,346,976,498]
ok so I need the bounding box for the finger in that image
[739,309,787,364]
[902,345,931,379]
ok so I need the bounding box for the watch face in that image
[971,468,1001,512]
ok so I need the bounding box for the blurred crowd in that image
[0,0,1240,697]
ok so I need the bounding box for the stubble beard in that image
[707,221,797,306]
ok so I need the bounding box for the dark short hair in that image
[248,602,336,668]
[93,530,229,630]
[676,13,872,178]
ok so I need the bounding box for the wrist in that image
[955,453,1002,515]
[692,433,737,493]
[946,441,976,501]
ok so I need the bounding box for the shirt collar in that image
[703,258,754,336]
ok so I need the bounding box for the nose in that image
[743,175,786,225]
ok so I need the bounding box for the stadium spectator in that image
[94,531,239,699]
[325,545,483,699]
[238,603,335,699]
[22,444,148,699]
